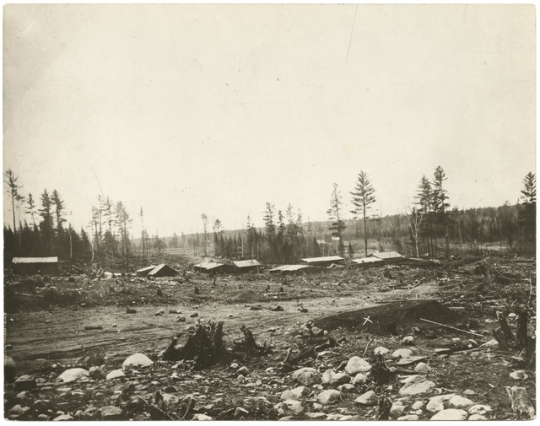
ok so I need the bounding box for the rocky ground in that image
[4,256,536,421]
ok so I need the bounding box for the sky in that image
[3,4,536,238]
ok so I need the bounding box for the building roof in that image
[12,257,58,264]
[301,256,344,264]
[352,257,384,264]
[370,251,404,259]
[148,263,178,276]
[269,264,312,272]
[233,259,261,268]
[136,265,156,273]
[194,262,224,270]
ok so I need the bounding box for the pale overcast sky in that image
[3,4,536,237]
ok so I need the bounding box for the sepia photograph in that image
[3,3,536,421]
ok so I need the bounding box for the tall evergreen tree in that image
[518,172,536,243]
[432,166,451,259]
[350,171,376,256]
[327,183,346,257]
[39,190,54,254]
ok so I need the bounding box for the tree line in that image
[3,170,135,264]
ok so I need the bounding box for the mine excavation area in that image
[4,256,536,421]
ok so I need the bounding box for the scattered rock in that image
[468,405,492,415]
[56,368,89,383]
[155,309,165,316]
[89,366,106,380]
[237,366,249,376]
[399,376,436,396]
[14,374,37,391]
[126,307,137,314]
[392,348,414,359]
[401,336,415,345]
[411,401,424,410]
[306,412,326,419]
[317,390,341,405]
[322,369,351,386]
[177,316,186,322]
[397,414,419,421]
[468,414,489,420]
[97,405,123,420]
[53,414,74,421]
[390,402,406,417]
[448,395,474,409]
[355,390,377,406]
[464,389,477,396]
[414,362,432,373]
[510,370,528,380]
[337,383,355,393]
[427,394,455,412]
[106,369,125,380]
[122,353,153,371]
[281,399,304,414]
[373,346,390,355]
[352,373,369,385]
[344,356,372,374]
[281,386,309,400]
[430,408,468,420]
[291,367,321,386]
[193,413,213,421]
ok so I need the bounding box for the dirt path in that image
[5,280,443,372]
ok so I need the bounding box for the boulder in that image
[345,356,372,374]
[122,353,153,371]
[193,414,213,420]
[468,405,492,415]
[97,406,124,420]
[398,415,419,420]
[56,368,89,383]
[106,369,125,380]
[321,369,351,386]
[426,394,455,412]
[390,402,406,417]
[411,401,424,410]
[4,356,16,383]
[281,399,304,414]
[352,373,369,385]
[237,366,249,376]
[53,414,74,421]
[291,367,321,386]
[448,395,474,409]
[469,414,489,420]
[337,384,355,393]
[399,376,436,396]
[355,390,377,406]
[281,386,309,401]
[373,347,390,355]
[89,366,106,380]
[317,390,341,405]
[392,348,414,359]
[510,370,528,380]
[414,362,432,373]
[430,409,468,420]
[401,336,415,345]
[14,374,37,391]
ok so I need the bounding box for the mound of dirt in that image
[313,299,462,335]
[229,290,260,303]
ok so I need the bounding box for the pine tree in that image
[432,166,451,259]
[327,183,346,257]
[25,193,37,229]
[39,190,54,255]
[350,171,376,257]
[518,172,536,243]
[416,176,434,257]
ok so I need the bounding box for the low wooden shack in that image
[147,264,178,277]
[300,256,345,268]
[12,257,59,275]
